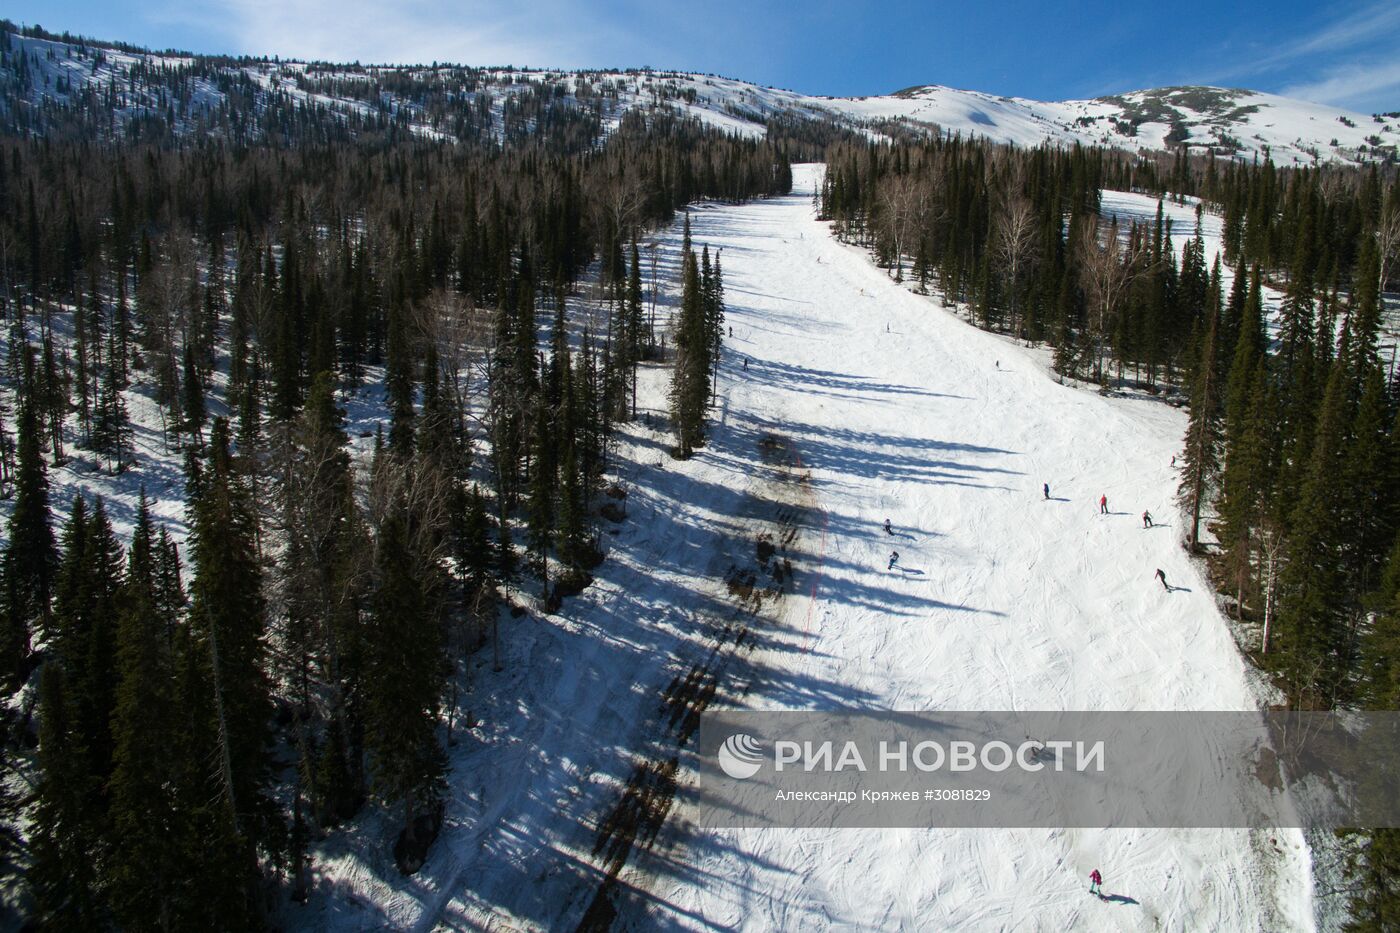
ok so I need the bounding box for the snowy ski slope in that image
[615,164,1314,931]
[0,156,1317,929]
[301,165,1314,930]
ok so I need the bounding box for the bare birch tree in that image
[992,195,1039,338]
[1078,218,1141,386]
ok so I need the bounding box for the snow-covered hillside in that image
[5,24,1398,165]
[615,164,1313,931]
[265,165,1314,930]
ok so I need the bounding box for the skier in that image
[1155,568,1169,591]
[888,551,900,571]
[884,518,892,535]
[728,325,733,337]
[1099,494,1108,515]
[1171,455,1176,467]
[743,358,748,370]
[1089,868,1102,896]
[1043,482,1050,500]
[1142,510,1153,528]
[995,360,1000,369]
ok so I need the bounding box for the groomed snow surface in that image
[295,166,1315,931]
[624,167,1313,931]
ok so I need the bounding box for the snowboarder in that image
[1142,510,1153,528]
[1043,482,1050,500]
[1155,568,1169,591]
[884,518,892,535]
[1089,869,1102,896]
[888,551,899,571]
[1099,494,1108,515]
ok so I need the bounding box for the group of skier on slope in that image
[1042,483,1170,592]
[884,487,1168,588]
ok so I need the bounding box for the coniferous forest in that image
[2,17,1400,932]
[0,27,787,922]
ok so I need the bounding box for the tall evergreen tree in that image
[185,417,278,921]
[106,494,185,929]
[2,354,56,687]
[1178,286,1223,552]
[364,500,447,870]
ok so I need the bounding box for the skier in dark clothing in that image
[1089,869,1102,896]
[743,358,748,370]
[1043,483,1050,500]
[1099,494,1108,515]
[1142,510,1153,528]
[888,551,899,571]
[884,519,892,535]
[1155,568,1169,591]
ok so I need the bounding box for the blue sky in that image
[7,0,1400,112]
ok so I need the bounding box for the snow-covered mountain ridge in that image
[4,22,1398,165]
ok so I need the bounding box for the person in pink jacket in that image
[1089,868,1103,896]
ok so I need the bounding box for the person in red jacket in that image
[1099,494,1108,514]
[1089,868,1103,896]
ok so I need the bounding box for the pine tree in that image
[2,355,56,687]
[458,483,494,600]
[106,494,184,929]
[93,328,132,473]
[1178,294,1223,552]
[364,501,447,871]
[386,288,416,456]
[1278,329,1355,705]
[670,248,709,457]
[186,417,277,919]
[51,496,122,788]
[627,239,645,415]
[181,343,206,444]
[526,393,555,594]
[29,664,102,927]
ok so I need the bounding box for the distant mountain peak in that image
[3,23,1397,166]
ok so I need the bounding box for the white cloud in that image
[1281,58,1400,111]
[150,0,652,68]
[1258,0,1400,67]
[1190,2,1400,111]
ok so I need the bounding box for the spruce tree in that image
[1178,295,1223,552]
[364,502,447,869]
[186,417,277,919]
[2,356,56,687]
[670,248,709,457]
[29,664,101,927]
[1278,329,1355,704]
[106,495,184,929]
